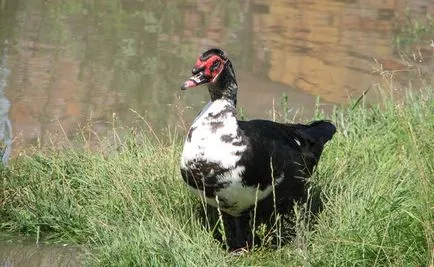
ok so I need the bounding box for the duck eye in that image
[211,61,220,71]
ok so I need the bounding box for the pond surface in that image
[0,0,433,152]
[0,237,84,267]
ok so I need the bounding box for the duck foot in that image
[230,247,249,256]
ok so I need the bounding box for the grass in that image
[1,87,433,266]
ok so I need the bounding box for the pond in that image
[0,236,84,267]
[0,0,433,151]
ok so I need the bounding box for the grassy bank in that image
[1,88,433,266]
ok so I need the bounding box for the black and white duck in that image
[180,48,336,251]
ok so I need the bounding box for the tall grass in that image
[1,87,433,266]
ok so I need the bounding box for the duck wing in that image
[236,119,336,191]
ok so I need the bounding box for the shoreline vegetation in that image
[1,87,433,266]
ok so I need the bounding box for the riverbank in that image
[1,88,433,266]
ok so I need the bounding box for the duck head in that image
[181,48,238,104]
[181,48,229,90]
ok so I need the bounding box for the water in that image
[0,237,84,267]
[0,0,432,150]
[0,0,433,265]
[0,40,12,165]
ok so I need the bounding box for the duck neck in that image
[207,80,237,107]
[207,61,238,107]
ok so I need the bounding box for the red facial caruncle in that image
[181,53,227,90]
[193,55,225,82]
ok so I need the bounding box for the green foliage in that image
[1,88,433,266]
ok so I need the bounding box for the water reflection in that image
[249,0,434,103]
[0,0,432,151]
[0,42,13,165]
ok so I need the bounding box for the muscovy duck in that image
[180,48,336,251]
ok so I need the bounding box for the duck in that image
[179,48,336,251]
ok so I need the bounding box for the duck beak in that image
[180,71,209,90]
